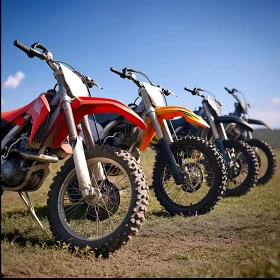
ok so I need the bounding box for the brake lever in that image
[82,74,103,90]
[167,90,178,97]
[89,79,103,90]
[160,86,178,97]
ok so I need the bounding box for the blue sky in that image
[2,0,280,128]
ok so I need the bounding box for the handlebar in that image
[224,87,238,94]
[14,40,102,90]
[14,40,48,60]
[110,67,127,79]
[110,66,178,97]
[14,40,36,58]
[224,87,240,102]
[184,87,205,98]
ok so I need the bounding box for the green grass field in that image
[1,134,280,278]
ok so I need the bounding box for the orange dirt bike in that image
[224,87,277,185]
[1,41,149,257]
[86,67,227,216]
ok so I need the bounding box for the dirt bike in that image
[163,86,259,197]
[87,67,227,217]
[223,87,277,185]
[1,40,149,257]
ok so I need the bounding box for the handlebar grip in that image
[225,87,232,93]
[184,87,196,95]
[110,67,123,75]
[110,67,126,79]
[14,40,35,58]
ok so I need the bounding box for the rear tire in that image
[247,139,277,185]
[47,145,149,257]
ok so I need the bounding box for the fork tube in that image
[80,115,106,181]
[247,131,253,140]
[56,73,95,199]
[161,120,174,144]
[202,101,230,163]
[80,115,95,149]
[217,122,228,141]
[141,89,185,185]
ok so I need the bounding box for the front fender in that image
[139,106,209,151]
[45,96,146,148]
[216,115,254,132]
[247,118,273,130]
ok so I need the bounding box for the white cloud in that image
[272,97,280,105]
[4,71,25,88]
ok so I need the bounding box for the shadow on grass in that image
[1,228,111,259]
[148,210,174,218]
[1,205,55,248]
[2,205,48,219]
[1,229,56,248]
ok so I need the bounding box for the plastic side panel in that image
[13,116,27,126]
[1,101,34,123]
[139,119,156,151]
[156,106,209,128]
[26,95,51,144]
[45,96,146,148]
[138,106,209,151]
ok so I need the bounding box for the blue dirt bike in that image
[223,87,277,185]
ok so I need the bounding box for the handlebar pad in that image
[110,67,126,79]
[14,40,35,58]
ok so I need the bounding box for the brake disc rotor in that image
[181,163,203,193]
[67,178,120,221]
[228,159,242,179]
[81,179,120,222]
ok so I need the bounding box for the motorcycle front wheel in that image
[47,145,149,257]
[152,136,227,216]
[223,139,259,197]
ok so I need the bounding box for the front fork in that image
[202,102,233,165]
[56,74,102,201]
[147,109,187,185]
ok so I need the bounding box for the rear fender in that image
[247,118,273,130]
[45,96,146,148]
[139,106,209,151]
[216,115,254,132]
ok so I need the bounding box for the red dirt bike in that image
[1,40,149,257]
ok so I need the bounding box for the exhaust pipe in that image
[10,149,59,163]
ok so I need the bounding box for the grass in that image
[1,146,280,278]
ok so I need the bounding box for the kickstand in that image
[18,191,48,235]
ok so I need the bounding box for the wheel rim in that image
[161,147,215,207]
[58,157,132,241]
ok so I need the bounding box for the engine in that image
[106,121,136,149]
[1,157,27,186]
[103,121,141,162]
[1,137,40,188]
